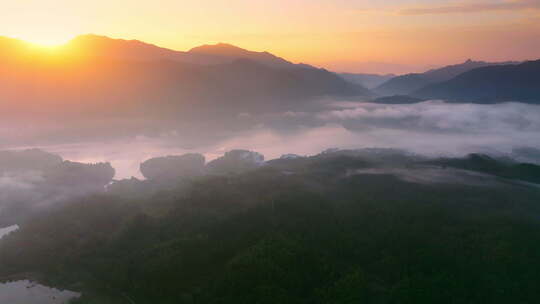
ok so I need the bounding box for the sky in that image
[1,0,540,74]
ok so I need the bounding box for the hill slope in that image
[339,73,395,89]
[414,60,540,103]
[0,35,370,121]
[66,35,309,69]
[188,43,298,68]
[1,149,540,303]
[375,60,517,96]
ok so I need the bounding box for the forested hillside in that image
[1,150,540,303]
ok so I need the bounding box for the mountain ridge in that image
[339,72,395,89]
[0,34,370,127]
[375,59,519,96]
[413,59,540,103]
[0,34,311,70]
[66,34,311,69]
[188,42,297,68]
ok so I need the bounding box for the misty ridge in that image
[2,145,539,229]
[0,149,114,227]
[372,59,519,96]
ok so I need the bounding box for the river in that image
[0,225,80,304]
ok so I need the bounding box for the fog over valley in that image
[2,100,538,178]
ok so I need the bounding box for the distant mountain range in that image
[0,35,370,121]
[1,34,538,116]
[414,60,540,103]
[66,35,311,69]
[189,43,304,69]
[339,73,395,89]
[375,59,518,96]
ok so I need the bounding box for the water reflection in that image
[0,226,79,304]
[0,280,79,304]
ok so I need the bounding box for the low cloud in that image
[318,101,540,134]
[4,101,540,179]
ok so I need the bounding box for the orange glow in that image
[1,0,539,73]
[15,34,73,48]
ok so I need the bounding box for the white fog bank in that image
[5,101,540,178]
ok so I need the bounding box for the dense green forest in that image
[1,150,540,303]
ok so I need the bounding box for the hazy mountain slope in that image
[339,73,395,89]
[375,60,517,96]
[67,35,311,69]
[66,35,370,100]
[375,73,431,96]
[0,149,115,227]
[422,59,518,82]
[205,59,371,106]
[188,43,298,68]
[65,34,221,65]
[0,34,370,133]
[0,38,370,121]
[414,60,540,103]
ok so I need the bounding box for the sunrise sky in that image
[2,0,540,74]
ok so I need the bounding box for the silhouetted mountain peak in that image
[460,59,494,67]
[189,42,247,54]
[70,34,112,43]
[67,34,173,55]
[70,34,142,47]
[65,35,299,69]
[190,43,260,56]
[63,34,240,65]
[189,42,294,68]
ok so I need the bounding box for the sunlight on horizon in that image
[12,33,75,48]
[1,0,539,73]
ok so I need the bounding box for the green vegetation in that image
[429,153,540,184]
[1,152,540,303]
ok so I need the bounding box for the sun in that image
[16,33,74,48]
